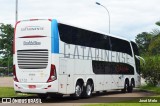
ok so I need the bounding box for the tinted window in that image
[110,37,132,56]
[131,42,139,55]
[131,41,140,74]
[92,60,134,75]
[58,24,110,50]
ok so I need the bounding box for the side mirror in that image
[135,55,145,66]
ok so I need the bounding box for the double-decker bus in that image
[13,19,141,99]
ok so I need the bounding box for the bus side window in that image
[131,42,140,74]
[110,37,132,56]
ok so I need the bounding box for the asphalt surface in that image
[0,77,13,87]
[0,77,159,106]
[0,90,158,106]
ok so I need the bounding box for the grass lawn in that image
[140,86,160,94]
[83,86,160,106]
[83,103,160,106]
[0,87,17,97]
[0,87,34,97]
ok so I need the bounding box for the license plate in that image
[28,85,36,89]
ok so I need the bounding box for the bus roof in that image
[16,19,130,42]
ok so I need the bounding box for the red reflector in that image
[28,85,36,89]
[30,19,38,21]
[19,35,46,38]
[48,85,51,88]
[48,19,52,21]
[13,65,19,82]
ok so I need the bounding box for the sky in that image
[0,0,160,40]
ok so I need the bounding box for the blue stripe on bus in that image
[51,19,59,53]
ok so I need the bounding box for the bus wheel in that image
[71,82,82,99]
[82,81,93,98]
[121,80,129,93]
[38,94,48,99]
[128,81,134,93]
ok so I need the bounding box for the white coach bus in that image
[13,19,141,99]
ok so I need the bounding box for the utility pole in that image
[15,0,18,23]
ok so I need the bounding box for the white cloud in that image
[0,0,159,40]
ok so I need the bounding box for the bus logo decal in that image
[21,26,44,31]
[23,41,41,45]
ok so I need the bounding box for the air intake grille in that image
[17,49,48,69]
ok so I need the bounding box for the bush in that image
[141,55,160,86]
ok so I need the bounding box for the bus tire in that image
[71,81,83,99]
[121,80,129,93]
[128,80,134,93]
[82,81,93,98]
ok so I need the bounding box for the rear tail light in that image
[47,64,57,82]
[13,65,19,82]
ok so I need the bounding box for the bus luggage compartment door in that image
[58,58,74,94]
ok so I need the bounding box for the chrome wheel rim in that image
[75,85,82,97]
[86,84,92,96]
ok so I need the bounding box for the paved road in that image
[0,77,13,87]
[0,77,158,105]
[0,90,157,106]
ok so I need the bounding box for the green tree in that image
[135,32,152,54]
[141,55,160,86]
[148,21,160,55]
[151,21,160,36]
[136,21,160,86]
[148,35,160,55]
[0,23,14,73]
[135,21,160,55]
[156,21,160,26]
